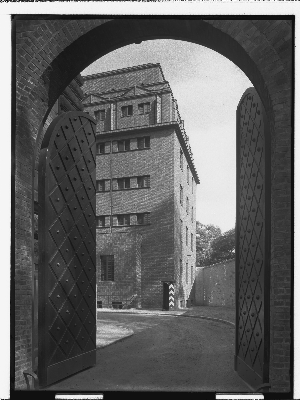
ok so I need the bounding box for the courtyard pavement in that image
[96,306,235,347]
[48,307,248,392]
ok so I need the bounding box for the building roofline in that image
[83,88,172,106]
[83,80,170,99]
[95,122,200,184]
[83,63,166,81]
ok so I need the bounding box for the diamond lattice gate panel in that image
[235,88,271,390]
[38,111,97,387]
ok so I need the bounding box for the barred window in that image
[96,216,106,227]
[186,262,188,282]
[117,214,130,226]
[117,177,130,190]
[95,109,105,121]
[117,139,130,152]
[191,206,194,223]
[97,180,105,192]
[180,219,183,243]
[97,143,105,154]
[121,105,133,117]
[138,102,150,115]
[180,149,183,170]
[191,233,193,251]
[100,255,114,281]
[97,179,110,192]
[137,213,150,225]
[137,175,150,188]
[137,136,150,149]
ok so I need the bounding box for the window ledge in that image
[97,147,151,155]
[97,187,150,193]
[114,187,151,192]
[96,223,151,229]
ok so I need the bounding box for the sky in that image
[82,39,252,233]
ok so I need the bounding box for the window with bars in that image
[117,214,130,226]
[180,149,183,170]
[191,206,194,223]
[187,165,190,184]
[180,185,183,205]
[117,177,130,190]
[180,219,183,243]
[96,216,106,227]
[100,255,114,281]
[186,227,188,246]
[137,213,150,225]
[186,197,189,214]
[138,102,150,115]
[121,105,133,117]
[186,262,188,282]
[137,136,150,149]
[97,143,106,154]
[191,233,193,251]
[137,175,150,188]
[95,109,105,121]
[117,139,130,152]
[97,179,110,192]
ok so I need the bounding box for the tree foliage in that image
[196,222,235,267]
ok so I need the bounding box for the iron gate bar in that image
[38,111,97,387]
[235,88,271,390]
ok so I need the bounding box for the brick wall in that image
[82,67,173,135]
[96,231,142,308]
[83,64,165,93]
[96,127,177,309]
[173,132,197,307]
[194,259,235,307]
[14,19,292,391]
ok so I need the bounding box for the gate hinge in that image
[254,383,271,392]
[23,369,39,390]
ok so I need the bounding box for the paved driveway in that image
[46,312,249,392]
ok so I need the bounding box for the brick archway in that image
[15,18,292,391]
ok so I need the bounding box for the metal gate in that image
[38,111,97,387]
[235,88,271,390]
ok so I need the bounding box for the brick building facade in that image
[82,64,199,309]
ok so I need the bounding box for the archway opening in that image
[32,19,276,391]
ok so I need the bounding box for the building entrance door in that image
[38,111,97,387]
[162,282,169,310]
[235,88,271,390]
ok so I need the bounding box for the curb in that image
[179,314,235,327]
[97,308,184,317]
[97,332,134,349]
[97,309,235,327]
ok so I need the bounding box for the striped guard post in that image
[169,283,175,309]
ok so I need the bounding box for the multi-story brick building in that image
[82,63,199,309]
